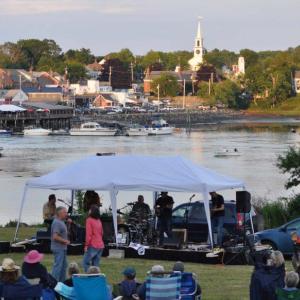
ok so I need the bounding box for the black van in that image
[172,201,254,243]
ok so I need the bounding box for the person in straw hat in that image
[0,258,20,284]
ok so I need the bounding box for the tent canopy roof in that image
[26,155,244,193]
[0,104,26,112]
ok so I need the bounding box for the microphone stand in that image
[185,194,195,240]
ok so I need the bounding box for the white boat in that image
[70,122,117,136]
[145,119,174,135]
[126,125,148,136]
[49,129,70,136]
[214,149,241,157]
[23,128,51,136]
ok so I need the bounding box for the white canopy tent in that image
[14,155,245,246]
[0,104,26,112]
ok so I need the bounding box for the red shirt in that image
[85,217,104,250]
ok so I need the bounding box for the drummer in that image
[131,195,151,223]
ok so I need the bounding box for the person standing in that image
[210,191,225,247]
[155,192,174,246]
[51,207,70,282]
[82,205,104,272]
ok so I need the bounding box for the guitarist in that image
[155,192,174,246]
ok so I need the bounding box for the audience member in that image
[283,271,299,291]
[137,265,165,300]
[250,250,285,300]
[115,267,140,300]
[64,262,80,287]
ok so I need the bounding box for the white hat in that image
[151,265,165,273]
[0,258,20,272]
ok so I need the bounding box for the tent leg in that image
[14,186,28,242]
[110,190,118,247]
[203,189,213,249]
[70,190,75,215]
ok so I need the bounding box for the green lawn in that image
[0,227,293,300]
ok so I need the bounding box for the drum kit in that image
[117,203,158,246]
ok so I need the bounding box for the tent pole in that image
[110,189,118,246]
[70,190,75,214]
[203,187,213,249]
[14,186,28,242]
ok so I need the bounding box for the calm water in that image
[1,121,300,225]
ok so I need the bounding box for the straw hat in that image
[0,258,20,272]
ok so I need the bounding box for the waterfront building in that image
[188,17,205,71]
[294,71,300,94]
[4,89,28,104]
[232,56,246,77]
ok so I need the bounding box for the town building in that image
[294,71,300,94]
[188,17,205,71]
[3,89,28,104]
[232,56,246,77]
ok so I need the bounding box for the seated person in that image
[131,195,151,223]
[137,265,165,300]
[250,250,285,300]
[0,258,42,299]
[43,194,57,225]
[22,250,56,289]
[64,262,80,287]
[284,271,299,291]
[114,267,140,300]
[172,261,202,298]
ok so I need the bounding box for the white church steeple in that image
[189,17,204,71]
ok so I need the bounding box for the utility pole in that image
[183,79,186,109]
[157,84,160,102]
[19,75,22,90]
[130,61,134,84]
[208,79,211,96]
[109,66,112,87]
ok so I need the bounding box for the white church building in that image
[188,17,205,71]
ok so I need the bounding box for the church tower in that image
[189,17,204,71]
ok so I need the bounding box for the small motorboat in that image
[70,122,117,136]
[23,128,51,136]
[49,129,70,136]
[0,129,12,136]
[144,118,174,135]
[126,124,148,136]
[214,149,241,157]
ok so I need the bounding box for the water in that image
[0,122,300,226]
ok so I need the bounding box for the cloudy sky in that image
[0,0,299,55]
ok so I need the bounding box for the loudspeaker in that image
[163,237,182,249]
[236,191,251,213]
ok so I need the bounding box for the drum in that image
[117,224,139,246]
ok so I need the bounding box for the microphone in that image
[189,194,196,201]
[127,202,135,205]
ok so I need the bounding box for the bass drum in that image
[117,224,138,246]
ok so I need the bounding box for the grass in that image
[0,227,294,300]
[248,95,300,116]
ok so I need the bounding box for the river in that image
[0,120,300,225]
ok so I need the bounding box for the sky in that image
[0,0,299,56]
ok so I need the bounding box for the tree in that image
[213,80,241,108]
[108,48,134,68]
[277,147,300,189]
[64,48,94,65]
[197,82,210,98]
[151,73,179,97]
[204,49,238,70]
[59,62,87,83]
[239,49,259,68]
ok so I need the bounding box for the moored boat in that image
[49,129,70,136]
[0,129,12,136]
[70,122,117,136]
[126,124,148,136]
[214,149,241,157]
[23,128,51,136]
[145,118,174,135]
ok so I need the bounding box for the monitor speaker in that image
[236,191,251,213]
[163,237,182,249]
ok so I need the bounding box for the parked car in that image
[172,200,255,243]
[254,218,300,255]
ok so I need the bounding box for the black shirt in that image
[132,202,151,221]
[22,262,50,288]
[155,195,174,218]
[211,194,225,218]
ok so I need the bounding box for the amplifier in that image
[172,229,187,245]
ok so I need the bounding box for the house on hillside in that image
[92,93,117,108]
[294,71,300,94]
[4,89,28,104]
[0,69,13,89]
[22,86,64,103]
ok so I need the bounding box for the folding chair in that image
[145,272,181,300]
[179,272,201,300]
[276,288,300,300]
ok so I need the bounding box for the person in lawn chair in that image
[291,231,300,288]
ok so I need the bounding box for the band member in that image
[210,191,225,247]
[155,192,174,246]
[83,190,101,212]
[131,195,151,223]
[43,194,56,222]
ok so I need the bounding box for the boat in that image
[70,122,117,136]
[214,149,241,157]
[49,129,70,136]
[145,118,174,135]
[23,128,51,136]
[126,124,148,136]
[0,129,12,136]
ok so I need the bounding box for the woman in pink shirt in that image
[82,205,104,272]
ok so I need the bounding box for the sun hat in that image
[24,250,44,264]
[123,267,136,277]
[0,258,20,272]
[151,265,165,273]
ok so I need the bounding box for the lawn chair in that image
[276,288,300,300]
[145,272,181,300]
[179,272,201,300]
